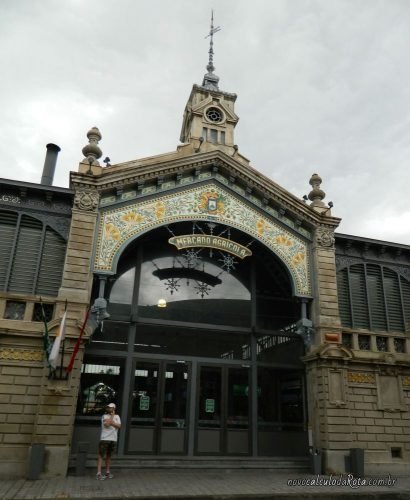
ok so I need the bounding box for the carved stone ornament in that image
[0,348,43,362]
[335,255,363,272]
[316,227,335,248]
[347,372,375,384]
[402,376,410,387]
[74,190,99,212]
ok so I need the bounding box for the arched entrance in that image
[73,222,308,458]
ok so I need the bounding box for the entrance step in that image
[69,455,310,472]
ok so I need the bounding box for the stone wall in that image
[305,348,410,475]
[0,187,98,478]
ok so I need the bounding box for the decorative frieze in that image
[0,348,43,362]
[94,182,312,296]
[347,372,375,384]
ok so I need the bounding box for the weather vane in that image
[204,10,221,75]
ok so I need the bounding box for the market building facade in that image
[0,47,410,479]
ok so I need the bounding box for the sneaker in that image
[96,473,105,481]
[105,472,114,479]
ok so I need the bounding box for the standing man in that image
[96,403,121,480]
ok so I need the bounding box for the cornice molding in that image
[71,151,340,230]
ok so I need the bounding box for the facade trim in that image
[93,182,312,296]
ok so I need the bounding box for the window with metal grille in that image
[0,210,67,297]
[336,262,410,333]
[32,302,54,322]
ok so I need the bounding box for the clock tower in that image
[180,12,239,155]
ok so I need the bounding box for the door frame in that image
[124,358,192,455]
[194,362,251,456]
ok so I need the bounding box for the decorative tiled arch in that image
[94,183,311,296]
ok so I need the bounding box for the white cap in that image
[107,403,116,409]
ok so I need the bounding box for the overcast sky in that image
[1,0,409,244]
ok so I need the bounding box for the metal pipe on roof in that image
[41,143,61,186]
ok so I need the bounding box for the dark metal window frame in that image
[337,263,409,333]
[0,209,66,296]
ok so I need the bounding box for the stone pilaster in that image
[310,225,342,345]
[28,186,100,477]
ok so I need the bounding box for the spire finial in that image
[202,10,221,90]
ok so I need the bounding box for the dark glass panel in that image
[134,324,250,360]
[131,362,159,426]
[256,333,304,366]
[257,367,279,428]
[109,267,135,305]
[358,334,370,350]
[227,368,249,429]
[394,338,405,353]
[198,366,221,428]
[89,320,129,351]
[162,362,188,428]
[32,302,54,322]
[76,356,124,416]
[342,333,352,349]
[279,378,303,424]
[138,253,251,327]
[254,244,296,330]
[136,224,252,328]
[4,300,26,320]
[376,336,388,352]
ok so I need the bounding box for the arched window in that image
[0,210,67,296]
[337,263,410,333]
[105,222,299,331]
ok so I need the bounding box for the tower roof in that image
[202,10,221,91]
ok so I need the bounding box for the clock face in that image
[205,107,223,123]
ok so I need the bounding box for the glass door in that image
[160,361,189,453]
[196,364,250,455]
[127,360,190,454]
[226,366,250,454]
[128,361,159,453]
[197,366,222,454]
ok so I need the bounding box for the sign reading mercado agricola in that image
[168,235,252,259]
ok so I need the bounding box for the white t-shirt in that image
[100,413,121,442]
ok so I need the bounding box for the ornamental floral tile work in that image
[95,183,311,296]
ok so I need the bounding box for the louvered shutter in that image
[383,268,404,332]
[366,264,387,331]
[8,215,43,293]
[36,227,66,296]
[400,276,410,333]
[0,211,18,290]
[350,264,370,329]
[336,268,352,327]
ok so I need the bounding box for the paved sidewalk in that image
[1,470,410,500]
